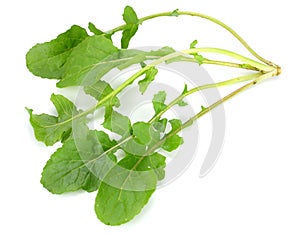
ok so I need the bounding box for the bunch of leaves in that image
[26,6,188,226]
[26,5,279,226]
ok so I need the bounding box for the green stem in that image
[86,73,266,164]
[182,48,274,72]
[108,10,274,66]
[149,73,262,124]
[146,71,274,154]
[202,59,258,71]
[65,48,273,129]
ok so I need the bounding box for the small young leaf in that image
[41,130,117,194]
[189,40,204,64]
[138,67,158,94]
[162,119,184,152]
[152,91,167,115]
[170,9,179,17]
[88,22,104,35]
[121,6,139,49]
[194,54,204,64]
[153,118,168,132]
[84,80,120,107]
[26,25,88,79]
[190,39,198,49]
[95,153,166,225]
[88,22,112,40]
[27,94,80,146]
[169,119,182,131]
[177,84,188,106]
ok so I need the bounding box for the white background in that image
[1,0,299,234]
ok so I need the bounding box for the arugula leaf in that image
[138,67,158,94]
[84,80,120,107]
[95,153,166,225]
[153,118,168,133]
[132,122,151,145]
[88,22,112,40]
[190,39,198,49]
[26,25,88,79]
[189,39,204,64]
[152,91,167,115]
[162,119,184,152]
[88,22,104,35]
[58,44,175,88]
[121,6,139,49]
[103,108,131,137]
[57,35,118,88]
[41,130,117,194]
[26,94,80,146]
[177,84,188,106]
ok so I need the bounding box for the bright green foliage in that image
[88,22,112,40]
[57,35,119,87]
[41,130,117,194]
[24,5,226,227]
[177,84,188,106]
[152,91,167,115]
[57,44,174,87]
[95,153,165,225]
[189,39,204,64]
[84,80,120,107]
[26,94,79,146]
[138,67,158,94]
[162,119,184,152]
[103,109,131,137]
[26,25,88,79]
[121,6,139,49]
[132,122,152,145]
[153,118,168,132]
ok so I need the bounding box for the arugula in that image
[26,94,80,146]
[26,5,280,226]
[26,25,88,79]
[121,6,139,49]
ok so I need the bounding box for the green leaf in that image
[162,119,184,152]
[152,91,167,115]
[189,40,204,64]
[95,153,166,225]
[169,119,182,130]
[103,108,131,137]
[194,54,204,64]
[58,44,174,87]
[122,122,161,156]
[190,39,198,49]
[57,35,118,88]
[138,67,158,94]
[122,139,147,156]
[41,130,117,194]
[84,80,120,107]
[145,152,166,180]
[26,25,88,79]
[170,9,179,17]
[88,22,112,40]
[121,6,139,49]
[26,94,80,146]
[177,84,188,106]
[132,122,151,145]
[153,118,168,132]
